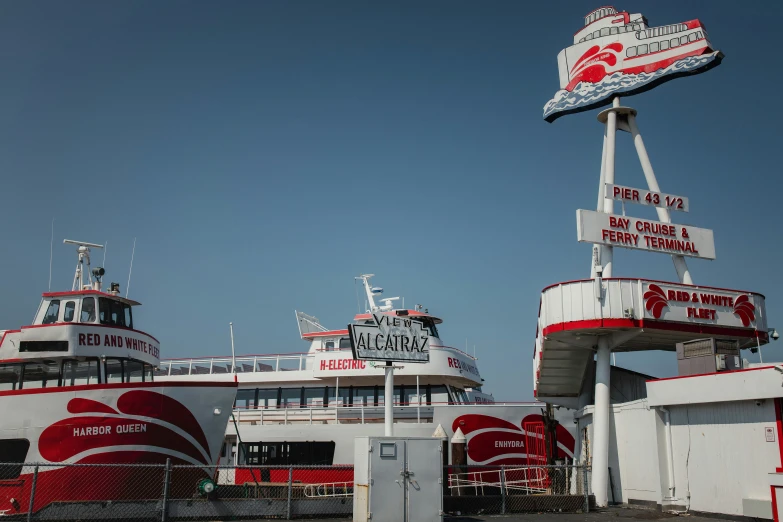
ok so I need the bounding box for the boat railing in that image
[230,403,436,426]
[156,345,478,376]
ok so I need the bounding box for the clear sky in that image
[1,1,781,401]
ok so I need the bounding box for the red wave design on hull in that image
[452,413,576,465]
[117,390,211,458]
[38,415,209,464]
[39,390,212,467]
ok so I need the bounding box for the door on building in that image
[369,439,443,522]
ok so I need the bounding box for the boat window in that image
[81,297,96,322]
[257,388,278,409]
[21,361,60,389]
[420,318,439,338]
[0,440,30,479]
[633,24,640,31]
[688,32,697,42]
[304,387,326,407]
[450,386,469,404]
[125,360,144,383]
[627,47,637,58]
[430,385,450,405]
[99,298,133,328]
[333,386,351,406]
[125,306,133,330]
[42,300,60,325]
[241,441,335,466]
[324,341,334,350]
[600,28,610,37]
[680,24,686,31]
[696,31,703,40]
[650,42,660,53]
[20,340,68,352]
[339,338,352,349]
[63,359,100,385]
[680,35,688,45]
[671,38,680,48]
[144,364,153,382]
[661,40,670,51]
[638,44,648,55]
[280,388,301,408]
[105,358,124,383]
[236,389,257,409]
[352,386,375,407]
[402,386,420,406]
[593,30,600,39]
[63,301,76,322]
[610,27,618,35]
[0,365,21,391]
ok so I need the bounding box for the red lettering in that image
[667,290,675,300]
[320,361,326,370]
[613,186,621,197]
[632,190,639,201]
[78,333,86,346]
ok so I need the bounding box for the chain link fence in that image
[443,464,593,516]
[0,461,353,521]
[0,461,591,520]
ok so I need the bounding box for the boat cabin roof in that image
[41,290,141,307]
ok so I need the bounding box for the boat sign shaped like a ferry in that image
[544,6,723,122]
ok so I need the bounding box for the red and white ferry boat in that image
[158,275,577,485]
[559,6,716,91]
[0,240,236,514]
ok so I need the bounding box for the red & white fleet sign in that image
[576,209,715,260]
[643,281,759,328]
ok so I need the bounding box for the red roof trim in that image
[0,380,237,398]
[541,278,765,299]
[302,329,349,339]
[41,290,141,306]
[0,330,21,349]
[542,318,768,341]
[20,323,160,344]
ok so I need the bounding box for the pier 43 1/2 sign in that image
[348,313,430,363]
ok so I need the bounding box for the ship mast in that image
[63,239,105,291]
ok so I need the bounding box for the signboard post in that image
[348,312,430,436]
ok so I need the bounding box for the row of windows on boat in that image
[0,358,154,390]
[579,23,690,43]
[234,384,469,409]
[41,296,133,329]
[626,32,703,58]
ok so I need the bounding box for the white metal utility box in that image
[353,436,443,522]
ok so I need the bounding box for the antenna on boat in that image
[126,237,136,298]
[229,322,236,377]
[63,239,104,291]
[48,219,54,292]
[102,240,108,270]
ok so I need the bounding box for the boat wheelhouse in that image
[158,275,577,484]
[0,240,236,516]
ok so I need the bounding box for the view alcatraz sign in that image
[348,313,430,363]
[577,209,715,260]
[605,184,689,213]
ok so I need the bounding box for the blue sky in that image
[1,1,781,401]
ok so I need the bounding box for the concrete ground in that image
[292,506,739,521]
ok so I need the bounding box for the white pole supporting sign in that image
[605,184,689,213]
[577,209,715,260]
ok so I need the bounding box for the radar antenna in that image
[63,239,105,291]
[355,274,401,312]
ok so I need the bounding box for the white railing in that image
[448,467,550,495]
[157,345,478,377]
[231,404,435,426]
[303,481,354,498]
